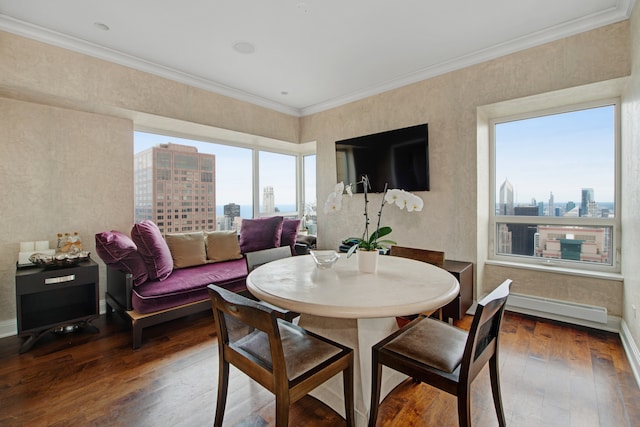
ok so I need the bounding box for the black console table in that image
[15,259,99,353]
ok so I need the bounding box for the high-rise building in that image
[548,191,554,216]
[581,188,594,217]
[262,186,275,214]
[509,206,539,256]
[134,142,216,234]
[499,178,514,215]
[497,223,512,254]
[219,203,241,231]
[566,201,576,212]
[224,203,240,218]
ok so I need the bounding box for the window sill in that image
[485,259,623,282]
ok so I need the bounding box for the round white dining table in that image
[246,253,460,427]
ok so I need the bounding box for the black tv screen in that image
[335,123,429,193]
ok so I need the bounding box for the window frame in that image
[134,127,316,230]
[488,98,621,274]
[253,149,300,219]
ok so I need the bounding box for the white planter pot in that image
[357,250,379,273]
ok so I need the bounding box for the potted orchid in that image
[324,175,424,271]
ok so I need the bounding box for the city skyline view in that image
[134,131,300,207]
[495,104,615,205]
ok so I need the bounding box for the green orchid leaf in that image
[346,243,359,258]
[375,239,397,247]
[371,226,392,240]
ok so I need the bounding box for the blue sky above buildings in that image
[495,104,615,204]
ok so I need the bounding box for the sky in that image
[495,104,615,204]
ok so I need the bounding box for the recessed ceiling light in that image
[93,22,110,31]
[232,41,255,54]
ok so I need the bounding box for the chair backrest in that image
[390,245,445,268]
[460,279,512,384]
[208,284,288,390]
[245,246,293,272]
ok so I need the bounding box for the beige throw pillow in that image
[206,231,242,263]
[165,232,207,269]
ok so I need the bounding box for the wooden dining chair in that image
[208,284,355,427]
[389,245,446,321]
[244,246,299,322]
[389,245,445,268]
[368,279,512,427]
[245,246,293,272]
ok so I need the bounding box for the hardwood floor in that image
[0,310,638,426]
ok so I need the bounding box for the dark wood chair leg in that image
[214,360,229,427]
[275,394,290,427]
[368,355,383,427]
[343,364,355,427]
[490,356,507,426]
[457,386,472,427]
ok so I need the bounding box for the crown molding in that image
[1,0,635,118]
[299,0,636,116]
[0,15,302,117]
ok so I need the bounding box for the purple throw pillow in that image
[95,230,149,286]
[280,218,301,254]
[239,216,284,253]
[131,220,173,281]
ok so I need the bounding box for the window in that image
[133,131,316,234]
[303,154,317,234]
[258,151,296,216]
[491,100,619,272]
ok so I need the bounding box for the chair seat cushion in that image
[233,319,342,380]
[384,318,468,373]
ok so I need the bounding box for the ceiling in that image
[0,0,635,117]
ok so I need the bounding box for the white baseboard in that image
[508,293,608,324]
[505,304,621,333]
[620,319,640,389]
[0,299,108,339]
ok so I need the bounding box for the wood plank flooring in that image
[0,310,638,426]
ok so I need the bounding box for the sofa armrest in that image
[107,265,134,311]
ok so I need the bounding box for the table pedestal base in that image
[298,315,407,427]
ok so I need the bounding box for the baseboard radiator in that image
[507,293,608,324]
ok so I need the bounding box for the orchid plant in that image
[324,175,424,257]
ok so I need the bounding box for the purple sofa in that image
[97,217,300,349]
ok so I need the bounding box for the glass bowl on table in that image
[309,250,340,269]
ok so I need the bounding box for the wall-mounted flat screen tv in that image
[335,123,429,193]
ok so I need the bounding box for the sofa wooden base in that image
[105,292,211,349]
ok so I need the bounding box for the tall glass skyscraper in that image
[499,178,514,215]
[581,188,595,217]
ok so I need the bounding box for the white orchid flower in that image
[324,175,424,256]
[384,188,404,205]
[406,193,424,212]
[324,191,343,213]
[395,190,412,209]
